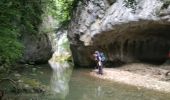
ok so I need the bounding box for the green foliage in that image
[0,0,76,67]
[62,41,70,52]
[0,37,23,64]
[0,0,44,65]
[124,0,137,12]
[161,0,170,9]
[0,0,23,65]
[20,0,44,34]
[47,0,74,24]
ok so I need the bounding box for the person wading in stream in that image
[93,51,104,75]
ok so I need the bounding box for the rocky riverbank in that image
[90,62,170,93]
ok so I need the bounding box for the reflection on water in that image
[66,69,170,100]
[49,61,73,100]
[3,65,170,100]
[48,29,73,99]
[95,86,102,97]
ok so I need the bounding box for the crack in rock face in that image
[68,0,170,67]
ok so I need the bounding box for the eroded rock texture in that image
[21,33,52,64]
[68,0,170,67]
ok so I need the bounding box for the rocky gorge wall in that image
[68,0,170,67]
[20,15,57,64]
[20,33,52,64]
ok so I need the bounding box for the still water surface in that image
[2,65,170,100]
[66,69,170,100]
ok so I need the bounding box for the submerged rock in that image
[68,0,170,67]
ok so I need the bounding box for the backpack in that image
[100,52,106,62]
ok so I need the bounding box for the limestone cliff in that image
[20,15,56,64]
[68,0,170,67]
[21,33,52,64]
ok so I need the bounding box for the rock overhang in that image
[92,20,170,45]
[68,0,170,67]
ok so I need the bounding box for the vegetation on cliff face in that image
[47,0,74,25]
[0,0,23,66]
[0,0,75,69]
[0,0,46,69]
[124,0,137,11]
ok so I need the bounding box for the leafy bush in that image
[0,0,44,65]
[0,0,23,65]
[0,0,76,66]
[47,0,74,24]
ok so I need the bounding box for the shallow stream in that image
[1,64,170,100]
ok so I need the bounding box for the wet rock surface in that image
[0,64,51,100]
[68,0,170,67]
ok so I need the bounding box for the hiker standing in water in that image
[93,51,104,75]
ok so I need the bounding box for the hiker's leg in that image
[99,65,103,74]
[101,65,103,75]
[100,62,103,75]
[98,65,100,74]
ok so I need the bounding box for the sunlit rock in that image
[68,0,170,67]
[48,29,73,99]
